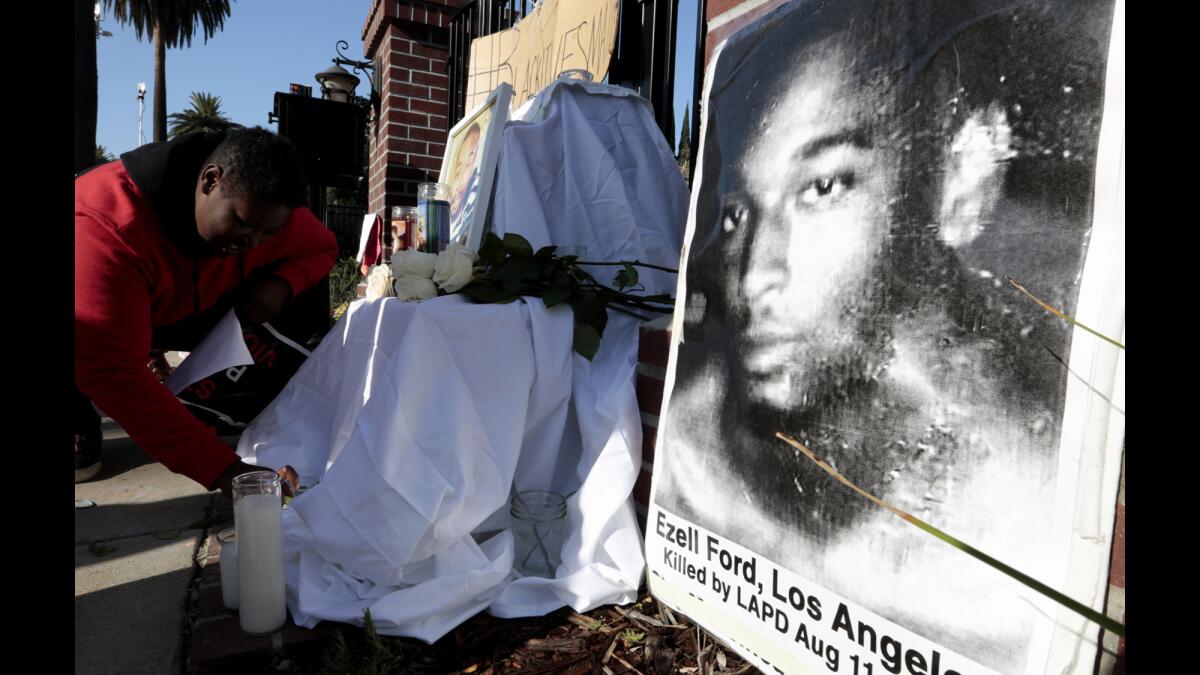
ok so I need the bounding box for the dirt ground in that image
[303,591,756,675]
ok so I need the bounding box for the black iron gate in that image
[447,0,531,127]
[608,0,678,144]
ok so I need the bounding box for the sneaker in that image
[74,432,102,483]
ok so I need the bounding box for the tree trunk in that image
[74,0,98,173]
[153,20,167,143]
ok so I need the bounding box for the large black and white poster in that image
[646,1,1124,673]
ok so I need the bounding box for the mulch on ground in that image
[302,591,755,675]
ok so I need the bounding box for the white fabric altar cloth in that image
[236,81,688,641]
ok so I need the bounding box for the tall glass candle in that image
[417,183,450,253]
[233,472,286,635]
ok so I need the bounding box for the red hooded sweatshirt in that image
[75,132,338,489]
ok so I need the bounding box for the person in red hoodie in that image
[75,127,338,498]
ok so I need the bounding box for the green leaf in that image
[614,264,639,290]
[542,287,571,308]
[532,256,559,281]
[502,233,534,257]
[501,277,524,295]
[478,233,506,266]
[459,283,507,304]
[497,257,540,284]
[619,629,646,647]
[574,290,609,336]
[88,543,117,558]
[535,245,558,258]
[573,324,601,361]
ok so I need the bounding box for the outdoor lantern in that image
[315,63,360,103]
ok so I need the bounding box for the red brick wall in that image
[704,0,790,66]
[632,320,672,528]
[1100,458,1126,674]
[363,0,459,218]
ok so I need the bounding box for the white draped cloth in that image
[236,79,688,642]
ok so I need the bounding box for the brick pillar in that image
[704,0,791,66]
[363,0,459,221]
[633,316,673,533]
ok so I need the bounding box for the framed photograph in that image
[439,83,512,252]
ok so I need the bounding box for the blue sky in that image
[96,0,373,156]
[96,0,699,157]
[673,0,700,151]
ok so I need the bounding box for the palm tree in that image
[103,0,232,143]
[169,92,242,137]
[95,144,116,165]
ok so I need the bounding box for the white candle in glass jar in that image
[234,493,286,634]
[218,529,239,610]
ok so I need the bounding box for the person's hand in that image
[237,276,293,326]
[147,351,173,383]
[277,465,300,496]
[214,460,297,503]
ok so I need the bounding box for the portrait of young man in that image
[449,122,483,231]
[650,0,1120,671]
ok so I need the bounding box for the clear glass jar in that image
[217,527,239,610]
[510,490,567,578]
[390,206,417,255]
[233,471,287,635]
[417,182,451,253]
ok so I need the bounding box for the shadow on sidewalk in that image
[74,493,228,557]
[75,566,196,675]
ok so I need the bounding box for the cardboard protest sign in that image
[646,0,1125,673]
[464,0,621,111]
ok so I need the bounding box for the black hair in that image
[205,127,309,207]
[886,1,1110,407]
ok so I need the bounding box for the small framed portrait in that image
[440,83,512,252]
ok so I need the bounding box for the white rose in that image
[364,264,395,300]
[394,274,439,302]
[390,249,437,279]
[432,244,478,293]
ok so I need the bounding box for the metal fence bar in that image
[324,203,369,258]
[689,0,707,185]
[446,0,681,141]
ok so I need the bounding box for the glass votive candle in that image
[217,527,238,610]
[233,471,287,635]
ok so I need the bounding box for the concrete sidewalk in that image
[75,417,219,675]
[75,343,340,674]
